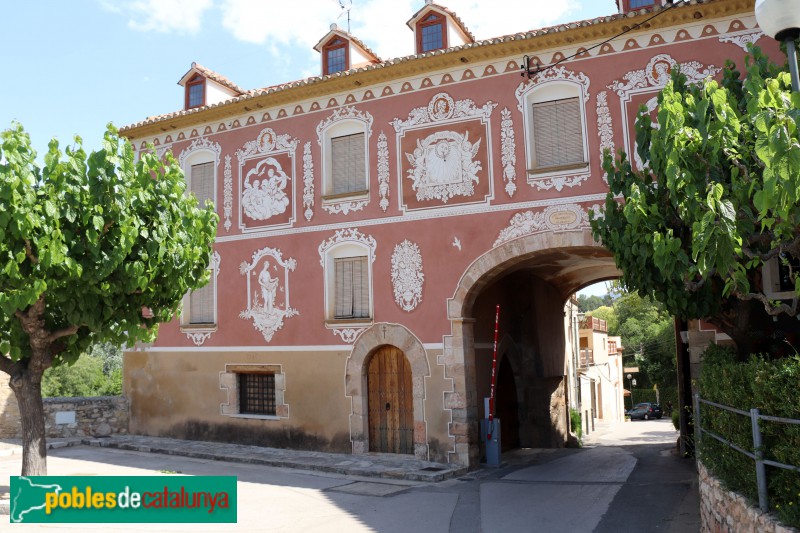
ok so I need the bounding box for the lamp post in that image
[755,0,800,92]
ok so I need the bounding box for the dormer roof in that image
[313,25,381,63]
[406,1,475,43]
[177,62,246,96]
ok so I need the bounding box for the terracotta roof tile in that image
[122,1,708,134]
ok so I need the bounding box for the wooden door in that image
[367,346,413,454]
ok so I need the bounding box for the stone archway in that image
[442,227,618,466]
[345,323,431,460]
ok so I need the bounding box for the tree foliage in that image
[577,293,613,313]
[591,48,800,360]
[0,123,217,474]
[41,342,123,397]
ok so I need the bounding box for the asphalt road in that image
[1,418,699,532]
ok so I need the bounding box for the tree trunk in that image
[8,369,48,476]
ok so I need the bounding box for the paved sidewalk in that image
[0,434,465,483]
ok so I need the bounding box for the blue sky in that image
[1,0,617,159]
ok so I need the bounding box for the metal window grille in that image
[532,97,585,169]
[331,133,366,195]
[334,256,369,319]
[238,373,276,416]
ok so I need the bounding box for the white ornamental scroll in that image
[391,240,424,312]
[239,247,299,342]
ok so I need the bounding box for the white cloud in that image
[218,0,580,63]
[102,0,214,35]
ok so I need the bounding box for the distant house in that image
[121,0,778,468]
[576,316,625,424]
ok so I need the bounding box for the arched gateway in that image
[442,227,618,466]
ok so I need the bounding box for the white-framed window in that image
[178,141,221,330]
[520,79,590,178]
[317,108,373,206]
[321,241,374,324]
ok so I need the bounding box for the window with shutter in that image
[331,133,366,195]
[186,162,216,325]
[531,98,585,170]
[334,256,370,319]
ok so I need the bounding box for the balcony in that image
[580,316,607,333]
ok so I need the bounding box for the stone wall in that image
[699,462,798,533]
[0,386,128,439]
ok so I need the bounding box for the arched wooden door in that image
[367,346,413,454]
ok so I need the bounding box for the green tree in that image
[577,294,614,313]
[591,48,800,360]
[0,124,217,475]
[41,342,123,397]
[612,292,676,390]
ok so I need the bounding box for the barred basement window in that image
[238,373,276,416]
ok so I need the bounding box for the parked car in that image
[627,402,663,420]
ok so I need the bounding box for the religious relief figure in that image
[405,130,482,203]
[239,248,298,343]
[241,157,290,221]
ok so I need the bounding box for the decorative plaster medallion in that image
[178,137,221,167]
[608,54,719,97]
[391,91,496,132]
[318,228,377,266]
[596,91,615,183]
[223,155,233,231]
[186,332,212,346]
[494,204,601,247]
[302,142,314,221]
[237,127,298,160]
[718,30,764,52]
[377,132,390,212]
[241,157,291,220]
[391,240,424,312]
[239,247,299,342]
[405,130,482,202]
[500,108,517,197]
[333,328,366,344]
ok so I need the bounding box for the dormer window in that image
[185,74,205,109]
[324,37,349,75]
[619,0,656,12]
[418,12,447,52]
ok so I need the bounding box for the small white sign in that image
[54,411,76,425]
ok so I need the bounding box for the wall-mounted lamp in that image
[755,0,800,92]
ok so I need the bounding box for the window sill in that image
[527,162,589,175]
[180,324,218,334]
[223,413,280,421]
[325,318,373,328]
[322,190,369,202]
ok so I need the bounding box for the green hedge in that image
[698,346,800,528]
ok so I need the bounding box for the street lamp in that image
[755,0,800,92]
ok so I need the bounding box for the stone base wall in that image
[0,390,128,439]
[699,462,798,533]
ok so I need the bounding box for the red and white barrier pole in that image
[487,304,500,440]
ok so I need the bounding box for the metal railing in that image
[694,393,800,512]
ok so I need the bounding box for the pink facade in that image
[122,0,776,467]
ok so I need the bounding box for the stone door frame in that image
[346,323,431,460]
